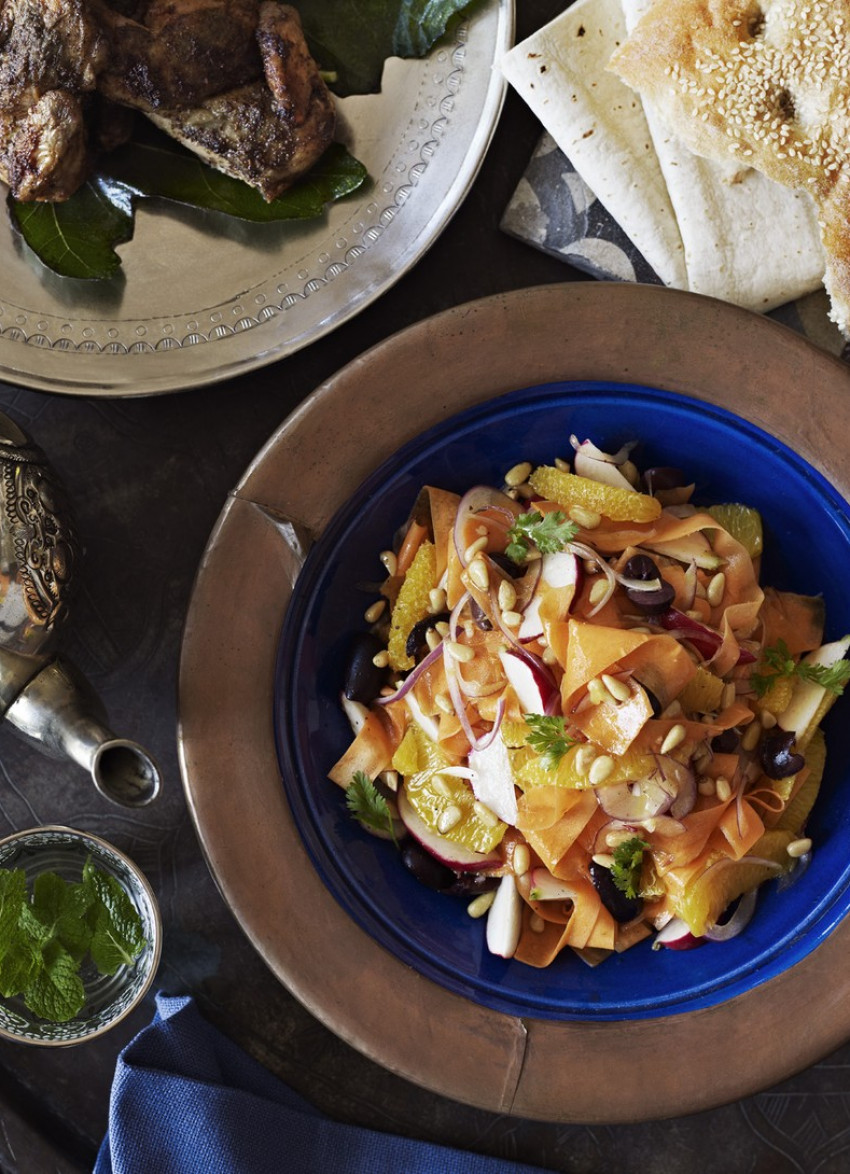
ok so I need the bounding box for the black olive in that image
[405,611,450,660]
[712,727,740,754]
[468,597,493,631]
[400,839,457,891]
[642,467,688,494]
[444,872,500,897]
[343,632,387,703]
[489,552,525,579]
[623,553,660,581]
[760,729,805,779]
[622,554,675,615]
[589,861,643,923]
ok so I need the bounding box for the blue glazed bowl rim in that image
[274,380,850,1021]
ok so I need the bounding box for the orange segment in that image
[387,540,436,671]
[528,466,662,523]
[510,742,656,790]
[671,829,794,936]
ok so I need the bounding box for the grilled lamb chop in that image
[133,2,335,200]
[0,0,106,199]
[94,0,263,111]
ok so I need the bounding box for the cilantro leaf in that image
[610,836,650,900]
[523,715,577,770]
[346,771,397,843]
[505,511,579,564]
[752,639,850,698]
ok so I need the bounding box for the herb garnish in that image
[751,638,850,698]
[523,715,577,770]
[505,510,579,564]
[347,771,397,843]
[610,836,650,899]
[0,859,146,1023]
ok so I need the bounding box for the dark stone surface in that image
[0,4,848,1171]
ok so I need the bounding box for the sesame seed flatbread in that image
[609,0,850,333]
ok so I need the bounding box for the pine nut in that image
[467,558,490,591]
[574,745,596,775]
[685,609,704,620]
[587,677,610,706]
[602,673,631,702]
[721,683,736,709]
[605,829,635,848]
[434,693,453,714]
[742,721,761,751]
[474,801,499,827]
[555,457,571,472]
[707,572,726,607]
[464,536,488,562]
[787,837,813,858]
[698,778,716,796]
[504,461,533,487]
[425,628,442,651]
[513,844,531,876]
[501,610,522,628]
[760,709,778,729]
[364,600,386,623]
[382,770,399,792]
[445,640,474,663]
[660,723,686,754]
[591,852,615,869]
[588,579,610,606]
[715,776,732,802]
[380,550,397,576]
[589,754,615,785]
[498,580,517,611]
[437,805,462,833]
[529,913,546,932]
[569,505,602,529]
[434,621,450,637]
[429,587,447,613]
[542,646,558,665]
[467,891,496,918]
[372,650,390,668]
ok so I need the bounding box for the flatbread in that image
[500,0,688,289]
[609,0,850,333]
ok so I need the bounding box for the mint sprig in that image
[0,859,147,1022]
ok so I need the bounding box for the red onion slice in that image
[453,486,520,568]
[704,887,758,941]
[374,642,444,706]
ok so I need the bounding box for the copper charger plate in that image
[178,282,850,1123]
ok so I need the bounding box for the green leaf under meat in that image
[301,0,485,96]
[9,140,367,280]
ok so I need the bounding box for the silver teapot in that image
[0,413,160,807]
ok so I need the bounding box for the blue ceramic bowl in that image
[274,381,850,1020]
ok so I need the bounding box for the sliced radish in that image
[778,635,850,740]
[396,786,501,871]
[468,736,518,825]
[518,550,580,641]
[652,917,703,950]
[499,648,560,715]
[570,436,636,488]
[485,874,523,958]
[340,693,369,736]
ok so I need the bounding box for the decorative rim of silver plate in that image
[0,2,513,397]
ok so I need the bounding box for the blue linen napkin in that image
[95,992,555,1174]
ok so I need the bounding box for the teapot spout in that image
[3,657,161,807]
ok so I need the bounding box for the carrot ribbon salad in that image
[331,437,850,965]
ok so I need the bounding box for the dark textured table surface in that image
[1,3,850,1171]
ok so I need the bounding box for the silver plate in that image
[0,3,512,397]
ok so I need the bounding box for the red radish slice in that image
[468,736,519,825]
[498,648,560,715]
[652,917,703,950]
[518,550,580,641]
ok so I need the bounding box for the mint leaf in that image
[23,940,86,1023]
[30,872,93,962]
[84,861,145,975]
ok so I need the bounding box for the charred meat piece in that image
[146,3,335,200]
[0,0,106,199]
[95,0,263,111]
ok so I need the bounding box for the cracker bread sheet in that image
[500,0,688,288]
[502,0,824,311]
[619,0,824,312]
